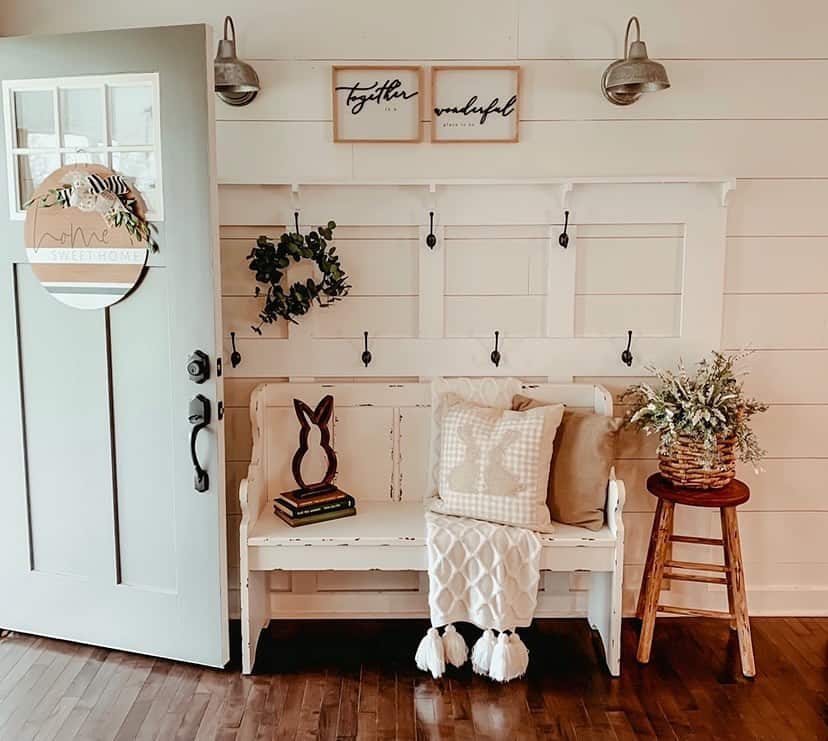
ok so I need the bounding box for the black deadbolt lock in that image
[187,350,210,384]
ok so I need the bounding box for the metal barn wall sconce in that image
[602,16,670,106]
[214,16,260,106]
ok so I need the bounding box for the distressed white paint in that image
[240,382,625,675]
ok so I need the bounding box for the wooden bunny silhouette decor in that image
[284,395,349,499]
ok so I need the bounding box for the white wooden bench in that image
[239,382,626,676]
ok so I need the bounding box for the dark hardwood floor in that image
[0,618,824,740]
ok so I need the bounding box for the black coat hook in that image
[558,211,570,248]
[621,330,633,367]
[229,331,242,368]
[490,331,502,368]
[426,211,437,249]
[361,331,372,367]
[294,211,300,235]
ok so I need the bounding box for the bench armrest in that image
[240,385,268,540]
[607,467,626,538]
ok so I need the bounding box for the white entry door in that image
[0,26,228,667]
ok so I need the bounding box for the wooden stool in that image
[636,473,755,677]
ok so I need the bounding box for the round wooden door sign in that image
[24,164,150,310]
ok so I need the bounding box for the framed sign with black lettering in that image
[431,66,520,143]
[332,66,423,143]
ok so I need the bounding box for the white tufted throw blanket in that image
[415,376,544,682]
[416,511,541,682]
[425,511,541,633]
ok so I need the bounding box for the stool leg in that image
[636,498,665,619]
[636,500,674,664]
[719,508,737,631]
[721,506,755,677]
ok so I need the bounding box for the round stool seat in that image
[646,473,750,508]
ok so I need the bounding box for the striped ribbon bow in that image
[86,173,130,196]
[58,171,132,213]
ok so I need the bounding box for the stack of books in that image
[274,485,356,527]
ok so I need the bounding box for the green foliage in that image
[246,220,350,332]
[24,188,159,252]
[621,350,768,467]
[24,188,70,210]
[109,203,159,252]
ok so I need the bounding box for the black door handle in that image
[189,394,211,492]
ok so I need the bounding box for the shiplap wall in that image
[4,1,827,618]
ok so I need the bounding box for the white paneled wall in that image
[4,2,827,619]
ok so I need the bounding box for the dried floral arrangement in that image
[621,350,768,468]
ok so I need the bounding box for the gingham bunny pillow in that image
[431,399,564,531]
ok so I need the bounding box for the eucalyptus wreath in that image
[247,220,350,333]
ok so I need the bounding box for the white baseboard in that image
[228,584,828,621]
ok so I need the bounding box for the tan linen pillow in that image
[511,394,622,531]
[432,400,564,531]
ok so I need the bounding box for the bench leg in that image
[587,566,623,677]
[241,571,269,675]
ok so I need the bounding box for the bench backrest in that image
[247,381,613,512]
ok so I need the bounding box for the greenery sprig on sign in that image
[25,187,159,252]
[247,220,350,333]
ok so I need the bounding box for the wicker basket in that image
[658,435,737,489]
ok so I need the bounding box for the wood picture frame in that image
[332,65,423,143]
[431,66,521,143]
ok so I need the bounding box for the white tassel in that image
[488,631,529,683]
[471,629,496,676]
[441,624,468,668]
[415,627,445,679]
[508,632,529,679]
[488,631,510,682]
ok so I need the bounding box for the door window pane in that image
[62,151,108,167]
[7,75,162,219]
[109,85,154,146]
[16,153,61,207]
[112,151,159,212]
[14,90,57,148]
[60,88,105,148]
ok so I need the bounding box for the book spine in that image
[287,485,339,500]
[276,495,355,518]
[275,507,356,527]
[280,490,348,507]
